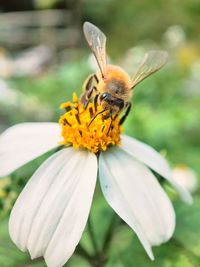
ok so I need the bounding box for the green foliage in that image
[1,2,200,265]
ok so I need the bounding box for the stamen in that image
[65,106,71,112]
[59,93,122,153]
[60,102,71,110]
[75,113,81,125]
[73,92,78,103]
[63,118,71,127]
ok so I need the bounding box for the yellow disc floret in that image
[59,93,122,153]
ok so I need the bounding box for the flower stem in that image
[91,213,119,267]
[76,243,94,263]
[76,212,119,267]
[102,213,118,254]
[88,216,99,255]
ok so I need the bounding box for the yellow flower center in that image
[59,93,122,153]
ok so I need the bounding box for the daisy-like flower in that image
[172,164,198,193]
[0,92,192,267]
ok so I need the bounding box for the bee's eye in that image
[100,93,111,101]
[101,93,108,99]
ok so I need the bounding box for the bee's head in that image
[99,92,124,111]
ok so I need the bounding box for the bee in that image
[81,21,168,125]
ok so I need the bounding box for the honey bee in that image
[81,21,168,125]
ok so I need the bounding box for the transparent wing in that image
[83,21,107,78]
[131,50,168,89]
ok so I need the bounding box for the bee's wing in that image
[131,50,168,89]
[83,21,107,78]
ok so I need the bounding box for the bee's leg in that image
[107,111,113,136]
[83,86,97,109]
[81,74,98,109]
[88,108,107,127]
[81,74,94,100]
[93,93,100,112]
[119,102,132,125]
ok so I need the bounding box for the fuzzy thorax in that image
[59,93,122,153]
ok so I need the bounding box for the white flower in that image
[0,99,192,267]
[172,165,198,193]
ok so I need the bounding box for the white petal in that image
[172,166,198,193]
[121,135,192,204]
[99,147,175,260]
[0,123,61,177]
[9,148,97,267]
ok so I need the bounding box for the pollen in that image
[59,93,122,153]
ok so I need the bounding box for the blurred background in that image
[0,0,200,266]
